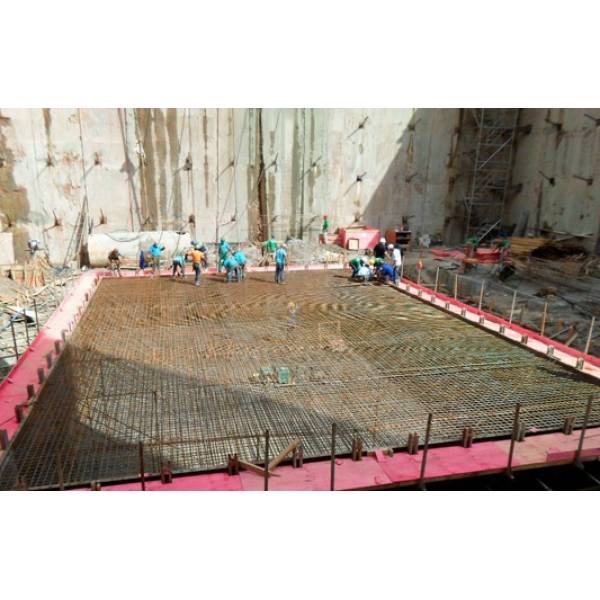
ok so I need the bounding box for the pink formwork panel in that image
[338,227,380,250]
[78,424,600,491]
[239,456,393,491]
[98,472,244,492]
[0,271,99,440]
[395,277,600,377]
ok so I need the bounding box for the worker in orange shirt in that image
[187,247,205,286]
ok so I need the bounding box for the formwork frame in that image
[0,267,599,491]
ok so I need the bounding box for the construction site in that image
[1,108,600,491]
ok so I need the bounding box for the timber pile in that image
[2,253,54,288]
[509,237,547,256]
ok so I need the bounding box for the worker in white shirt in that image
[388,244,402,285]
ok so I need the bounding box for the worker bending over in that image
[349,256,362,278]
[377,262,395,284]
[275,243,287,284]
[356,263,372,282]
[171,253,186,278]
[187,247,204,286]
[233,248,247,281]
[223,253,239,283]
[108,248,123,277]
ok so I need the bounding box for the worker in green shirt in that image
[263,236,278,265]
[349,256,362,278]
[320,214,330,244]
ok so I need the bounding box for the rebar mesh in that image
[1,271,598,490]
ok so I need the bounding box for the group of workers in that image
[349,237,403,284]
[108,237,288,285]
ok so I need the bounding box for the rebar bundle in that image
[0,271,598,490]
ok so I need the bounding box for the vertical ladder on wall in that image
[463,109,520,240]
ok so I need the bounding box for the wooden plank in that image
[238,459,279,478]
[268,439,300,471]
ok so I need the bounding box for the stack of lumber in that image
[509,237,547,256]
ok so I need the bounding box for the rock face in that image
[0,108,465,265]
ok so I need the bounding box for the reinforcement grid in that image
[1,271,599,489]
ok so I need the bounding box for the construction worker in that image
[349,256,362,278]
[275,243,287,284]
[495,237,511,262]
[370,257,384,270]
[223,252,239,283]
[388,244,402,284]
[233,247,247,281]
[138,248,147,275]
[171,253,186,278]
[199,244,208,267]
[356,263,372,282]
[218,238,230,272]
[320,214,330,244]
[187,246,204,286]
[374,237,387,260]
[263,235,278,264]
[149,242,165,277]
[377,262,395,283]
[108,248,123,277]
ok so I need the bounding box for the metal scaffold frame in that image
[464,108,520,240]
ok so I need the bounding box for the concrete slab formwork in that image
[0,270,599,490]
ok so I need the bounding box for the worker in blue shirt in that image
[223,253,238,283]
[275,243,287,284]
[233,248,247,281]
[171,253,185,278]
[138,249,147,275]
[218,238,230,272]
[377,262,395,283]
[149,242,165,277]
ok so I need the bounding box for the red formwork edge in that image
[0,271,99,445]
[394,277,600,378]
[2,266,599,490]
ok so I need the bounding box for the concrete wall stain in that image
[136,108,158,228]
[307,108,316,210]
[202,110,210,209]
[289,109,302,237]
[152,109,168,225]
[42,108,53,160]
[166,108,182,222]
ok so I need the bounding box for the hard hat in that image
[380,238,386,243]
[388,244,394,250]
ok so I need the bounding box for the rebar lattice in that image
[0,271,598,490]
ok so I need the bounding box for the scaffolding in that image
[464,109,520,240]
